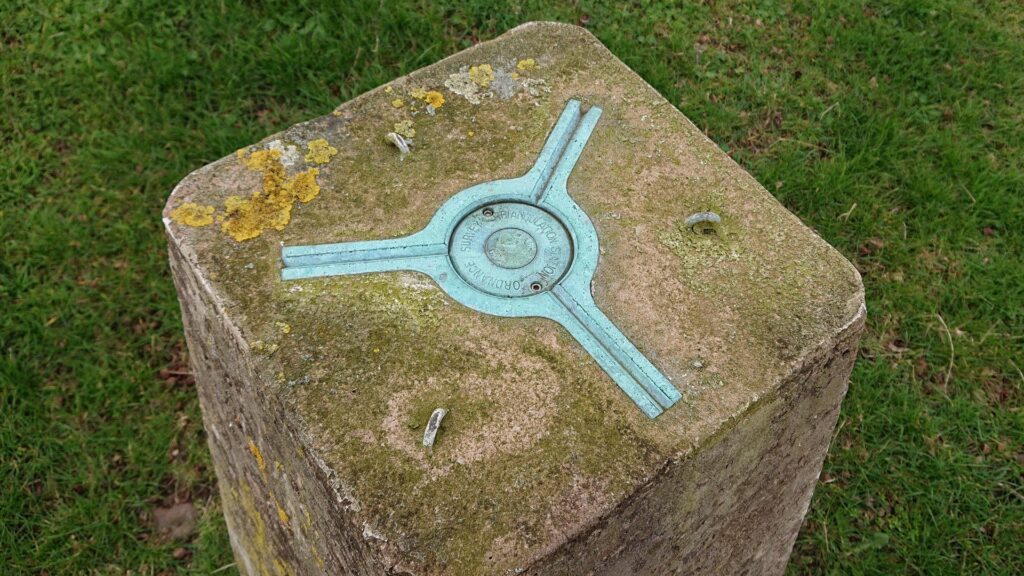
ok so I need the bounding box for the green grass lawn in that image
[2,1,1021,574]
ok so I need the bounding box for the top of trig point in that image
[164,21,864,575]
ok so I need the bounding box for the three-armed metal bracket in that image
[281,100,681,418]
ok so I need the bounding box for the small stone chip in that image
[422,408,447,448]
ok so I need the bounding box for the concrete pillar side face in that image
[169,243,386,575]
[529,315,863,575]
[164,21,865,575]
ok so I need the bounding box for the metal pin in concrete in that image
[422,408,447,448]
[684,211,722,231]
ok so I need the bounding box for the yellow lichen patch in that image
[221,149,321,242]
[234,484,269,565]
[410,87,428,100]
[423,90,445,109]
[287,169,320,202]
[275,321,292,334]
[273,496,290,526]
[304,139,337,165]
[274,558,294,576]
[390,98,405,108]
[170,202,215,227]
[516,58,537,71]
[221,192,284,241]
[394,120,416,139]
[384,85,393,94]
[251,340,280,354]
[468,63,494,87]
[248,438,266,471]
[237,147,278,170]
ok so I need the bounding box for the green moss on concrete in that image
[659,209,859,366]
[263,274,658,573]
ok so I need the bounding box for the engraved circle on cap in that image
[483,228,537,269]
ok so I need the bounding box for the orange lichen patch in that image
[221,149,321,242]
[468,63,494,87]
[169,202,215,227]
[248,438,266,471]
[303,139,338,165]
[516,58,537,71]
[423,90,445,109]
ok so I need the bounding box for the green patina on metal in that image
[280,100,681,418]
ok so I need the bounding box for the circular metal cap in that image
[449,202,572,297]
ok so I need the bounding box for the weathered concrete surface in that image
[165,21,864,575]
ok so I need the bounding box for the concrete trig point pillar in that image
[165,22,864,575]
